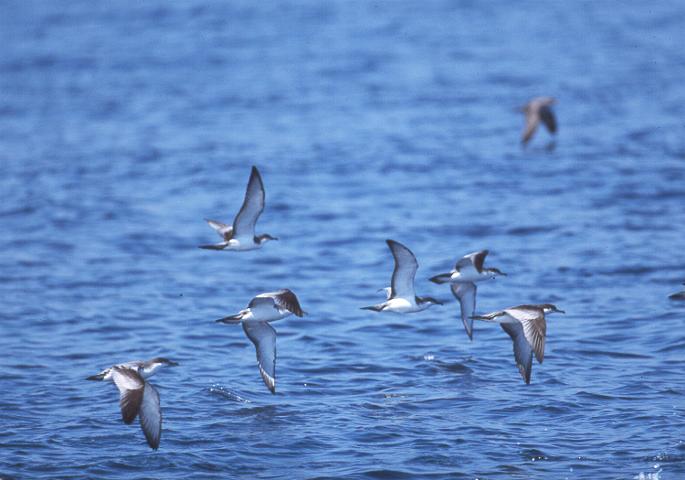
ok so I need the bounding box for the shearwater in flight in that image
[362,239,441,313]
[520,96,557,145]
[430,250,506,339]
[200,166,277,251]
[215,289,305,393]
[472,304,564,384]
[87,357,178,450]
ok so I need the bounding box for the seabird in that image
[87,357,178,450]
[669,283,685,300]
[520,96,557,145]
[472,304,564,384]
[200,166,277,251]
[429,250,506,339]
[215,289,305,393]
[362,239,442,313]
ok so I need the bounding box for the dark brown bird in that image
[520,97,557,145]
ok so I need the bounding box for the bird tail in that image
[360,304,384,312]
[199,242,228,250]
[215,313,243,324]
[429,273,452,284]
[86,372,106,381]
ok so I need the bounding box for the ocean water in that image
[1,1,685,479]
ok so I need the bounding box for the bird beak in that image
[557,309,566,314]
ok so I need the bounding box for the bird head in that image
[150,357,179,367]
[257,234,278,244]
[541,304,565,315]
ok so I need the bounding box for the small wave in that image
[507,225,559,236]
[433,360,472,374]
[634,470,662,480]
[657,341,685,353]
[574,349,652,359]
[361,469,414,479]
[207,385,250,403]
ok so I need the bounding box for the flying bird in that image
[520,96,557,145]
[472,304,564,384]
[87,357,178,450]
[200,166,277,251]
[215,289,305,393]
[430,250,506,339]
[362,240,442,313]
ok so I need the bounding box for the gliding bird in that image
[200,166,277,251]
[472,304,564,384]
[430,250,506,339]
[362,240,441,313]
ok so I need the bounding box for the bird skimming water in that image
[215,289,305,393]
[87,357,178,450]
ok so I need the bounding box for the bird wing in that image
[248,291,304,317]
[387,239,418,300]
[232,166,265,240]
[501,322,534,384]
[454,250,488,273]
[206,219,233,240]
[242,321,277,393]
[139,382,162,450]
[248,295,277,309]
[505,306,546,363]
[378,287,392,299]
[522,110,540,144]
[451,282,477,340]
[198,241,229,250]
[111,367,145,424]
[271,289,305,317]
[539,105,557,134]
[472,309,506,321]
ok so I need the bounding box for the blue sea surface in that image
[1,1,685,479]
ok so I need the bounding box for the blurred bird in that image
[87,357,178,450]
[472,304,564,384]
[215,289,305,393]
[362,240,442,314]
[430,250,506,340]
[200,166,278,251]
[520,96,557,145]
